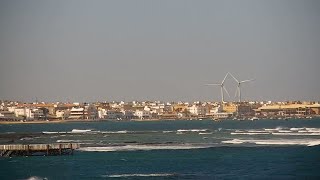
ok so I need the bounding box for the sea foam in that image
[79,144,213,152]
[222,139,320,146]
[103,173,175,178]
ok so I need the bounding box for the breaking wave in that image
[199,132,213,135]
[230,127,320,136]
[177,129,208,133]
[79,144,213,152]
[272,132,320,136]
[25,176,48,180]
[56,139,94,143]
[102,173,176,178]
[222,139,320,146]
[71,129,92,133]
[231,132,270,135]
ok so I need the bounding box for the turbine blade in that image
[229,73,239,83]
[240,79,255,83]
[221,73,229,84]
[223,86,231,98]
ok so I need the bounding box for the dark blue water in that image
[1,119,320,179]
[1,119,320,133]
[1,147,320,179]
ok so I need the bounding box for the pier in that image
[0,143,80,157]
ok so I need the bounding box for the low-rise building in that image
[14,108,34,119]
[32,109,45,120]
[69,107,84,119]
[213,112,232,119]
[106,110,124,119]
[135,110,151,119]
[188,105,207,116]
[257,104,320,116]
[223,103,237,114]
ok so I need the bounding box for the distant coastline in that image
[1,116,319,125]
[1,100,320,125]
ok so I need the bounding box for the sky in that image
[0,0,320,102]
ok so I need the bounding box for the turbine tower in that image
[229,73,255,102]
[206,73,231,103]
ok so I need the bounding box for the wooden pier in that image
[0,143,80,157]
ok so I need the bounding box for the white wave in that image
[20,137,34,141]
[222,138,320,146]
[115,130,127,134]
[56,139,82,143]
[199,132,213,135]
[222,139,244,144]
[71,129,92,133]
[264,127,286,131]
[231,132,270,135]
[307,140,320,146]
[177,129,208,132]
[103,173,175,178]
[42,131,59,134]
[277,130,292,133]
[100,130,128,134]
[25,176,48,180]
[43,131,68,134]
[79,144,212,152]
[306,128,320,132]
[290,128,305,131]
[248,130,269,133]
[298,130,308,133]
[272,132,320,136]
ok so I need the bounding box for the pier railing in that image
[0,143,79,151]
[0,143,80,157]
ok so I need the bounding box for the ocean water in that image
[1,119,320,179]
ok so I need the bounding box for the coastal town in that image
[0,100,319,123]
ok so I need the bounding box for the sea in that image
[1,119,320,180]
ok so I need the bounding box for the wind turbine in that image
[229,73,255,102]
[206,73,231,103]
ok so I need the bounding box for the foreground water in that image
[1,119,320,179]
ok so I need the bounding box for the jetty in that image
[0,143,80,157]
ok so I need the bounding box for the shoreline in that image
[0,118,177,124]
[0,117,319,125]
[0,119,97,125]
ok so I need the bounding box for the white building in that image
[56,110,66,119]
[98,109,107,119]
[188,105,207,116]
[14,108,34,119]
[7,106,16,112]
[207,105,223,115]
[134,110,151,119]
[69,107,84,119]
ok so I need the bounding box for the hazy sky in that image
[0,0,320,102]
